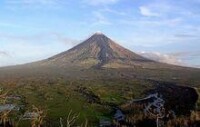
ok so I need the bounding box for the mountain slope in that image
[39,33,153,68]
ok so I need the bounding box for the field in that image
[0,65,200,126]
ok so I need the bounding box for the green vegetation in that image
[0,66,199,127]
[0,78,154,126]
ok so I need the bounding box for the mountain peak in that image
[94,31,103,35]
[89,32,108,41]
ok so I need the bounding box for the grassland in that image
[0,65,200,126]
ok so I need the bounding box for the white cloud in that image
[139,18,182,27]
[0,32,78,46]
[138,1,199,19]
[0,32,78,67]
[139,51,183,66]
[0,51,10,57]
[83,0,119,5]
[139,6,160,17]
[138,1,173,18]
[139,51,200,68]
[174,33,198,39]
[0,41,65,67]
[100,8,127,16]
[51,33,79,46]
[91,11,111,26]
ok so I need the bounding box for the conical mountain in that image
[0,32,199,83]
[42,32,152,68]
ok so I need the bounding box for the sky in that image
[0,0,200,68]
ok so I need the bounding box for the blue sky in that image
[0,0,200,68]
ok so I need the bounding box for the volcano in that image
[38,32,161,69]
[0,32,199,83]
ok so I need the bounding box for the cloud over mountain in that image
[139,51,183,66]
